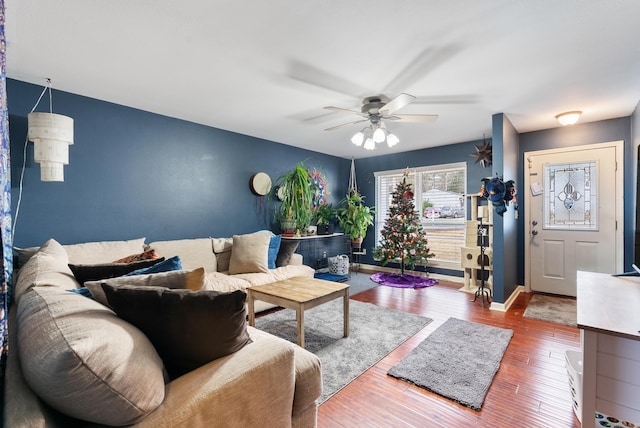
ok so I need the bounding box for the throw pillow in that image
[17,287,165,426]
[13,238,80,302]
[102,285,252,379]
[212,237,233,272]
[124,255,182,276]
[68,258,164,285]
[228,232,271,274]
[267,232,282,270]
[85,267,206,308]
[112,249,160,263]
[276,240,300,267]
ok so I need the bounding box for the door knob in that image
[532,220,538,226]
[531,230,538,236]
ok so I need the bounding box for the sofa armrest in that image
[135,327,296,428]
[289,253,303,266]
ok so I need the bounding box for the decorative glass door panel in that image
[543,161,597,230]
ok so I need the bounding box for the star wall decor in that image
[470,137,492,168]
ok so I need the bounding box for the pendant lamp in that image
[27,80,74,181]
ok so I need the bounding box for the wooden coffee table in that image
[247,276,349,348]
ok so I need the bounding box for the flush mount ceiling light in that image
[555,111,582,126]
[27,79,74,181]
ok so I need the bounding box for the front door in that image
[525,142,623,297]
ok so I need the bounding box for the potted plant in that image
[313,203,335,235]
[337,191,376,248]
[275,161,314,237]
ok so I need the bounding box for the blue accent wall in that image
[8,79,350,247]
[518,117,634,284]
[7,79,637,301]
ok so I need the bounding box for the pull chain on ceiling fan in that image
[324,93,438,150]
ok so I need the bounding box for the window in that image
[374,162,467,268]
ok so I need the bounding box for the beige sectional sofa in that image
[4,234,322,427]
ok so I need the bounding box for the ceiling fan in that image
[323,93,438,150]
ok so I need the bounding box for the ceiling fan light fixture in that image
[363,137,375,150]
[373,126,386,143]
[386,133,399,147]
[556,110,582,126]
[351,131,365,146]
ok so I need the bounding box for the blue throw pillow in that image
[268,233,281,269]
[125,256,183,276]
[68,287,94,298]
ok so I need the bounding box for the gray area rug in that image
[255,299,432,403]
[523,293,577,327]
[388,317,513,411]
[344,272,379,295]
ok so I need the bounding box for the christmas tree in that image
[373,171,435,275]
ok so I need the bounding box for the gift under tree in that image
[373,171,436,287]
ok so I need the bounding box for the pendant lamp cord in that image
[11,80,52,242]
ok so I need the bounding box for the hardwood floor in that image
[318,277,581,427]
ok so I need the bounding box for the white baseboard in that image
[490,285,525,312]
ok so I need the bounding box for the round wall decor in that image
[249,172,272,196]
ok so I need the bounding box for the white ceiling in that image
[5,1,640,159]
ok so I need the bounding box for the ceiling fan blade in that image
[384,44,462,94]
[324,119,368,131]
[387,114,438,123]
[379,93,415,115]
[324,106,368,117]
[288,60,370,98]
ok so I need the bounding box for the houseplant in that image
[313,203,335,235]
[275,161,314,236]
[337,191,376,248]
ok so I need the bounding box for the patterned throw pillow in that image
[112,249,160,264]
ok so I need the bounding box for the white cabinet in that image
[460,195,493,292]
[577,271,640,427]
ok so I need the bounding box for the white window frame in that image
[374,162,467,271]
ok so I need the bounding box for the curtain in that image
[0,0,12,381]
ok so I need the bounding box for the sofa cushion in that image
[17,287,165,426]
[231,264,315,287]
[102,285,252,379]
[68,258,164,285]
[13,238,80,302]
[85,267,207,307]
[276,239,300,267]
[203,271,252,293]
[112,248,160,263]
[228,232,271,274]
[64,237,146,264]
[148,238,217,272]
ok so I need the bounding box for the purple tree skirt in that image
[370,272,437,289]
